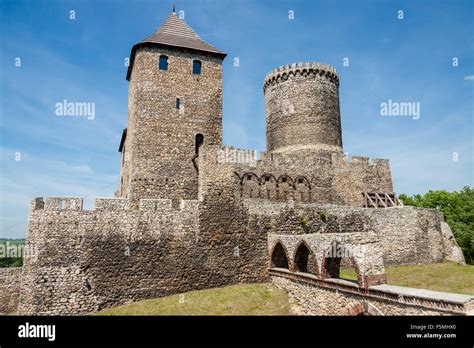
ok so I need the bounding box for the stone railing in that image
[269,268,474,315]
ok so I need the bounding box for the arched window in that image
[193,60,202,75]
[294,243,310,273]
[195,134,204,154]
[324,242,343,278]
[159,55,168,70]
[271,242,289,269]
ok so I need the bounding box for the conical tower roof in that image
[126,11,226,80]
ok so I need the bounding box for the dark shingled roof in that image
[126,12,226,80]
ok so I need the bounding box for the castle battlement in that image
[29,197,83,211]
[264,62,339,91]
[334,153,390,167]
[29,197,200,213]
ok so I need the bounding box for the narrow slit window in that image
[193,60,202,75]
[159,55,168,70]
[176,98,181,109]
[195,134,204,154]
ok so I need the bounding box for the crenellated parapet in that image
[263,62,339,92]
[29,197,199,213]
[217,145,257,166]
[334,153,391,168]
[30,197,83,211]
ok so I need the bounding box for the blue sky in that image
[1,0,473,238]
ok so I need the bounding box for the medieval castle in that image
[1,10,471,316]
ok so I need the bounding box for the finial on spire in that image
[172,4,176,13]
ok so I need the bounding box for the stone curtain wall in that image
[199,144,463,266]
[367,207,446,265]
[242,199,465,267]
[0,267,22,314]
[332,153,394,207]
[271,273,473,315]
[122,46,224,202]
[19,196,268,315]
[236,150,393,206]
[200,145,393,207]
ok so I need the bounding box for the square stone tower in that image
[118,10,227,201]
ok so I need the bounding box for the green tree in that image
[399,187,474,264]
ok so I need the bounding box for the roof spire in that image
[172,4,176,13]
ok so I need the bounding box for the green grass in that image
[96,283,291,315]
[339,268,359,281]
[341,262,474,295]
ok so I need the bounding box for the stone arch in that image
[276,175,294,201]
[322,242,342,278]
[321,241,361,284]
[260,173,277,200]
[294,176,311,202]
[233,172,243,182]
[241,172,260,199]
[270,241,289,269]
[292,240,318,275]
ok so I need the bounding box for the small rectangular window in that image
[159,55,168,70]
[193,60,202,75]
[176,98,180,109]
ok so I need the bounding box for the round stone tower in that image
[263,62,342,153]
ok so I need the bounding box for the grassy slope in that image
[340,262,474,295]
[96,283,291,316]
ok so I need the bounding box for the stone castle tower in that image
[118,11,227,201]
[264,63,342,154]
